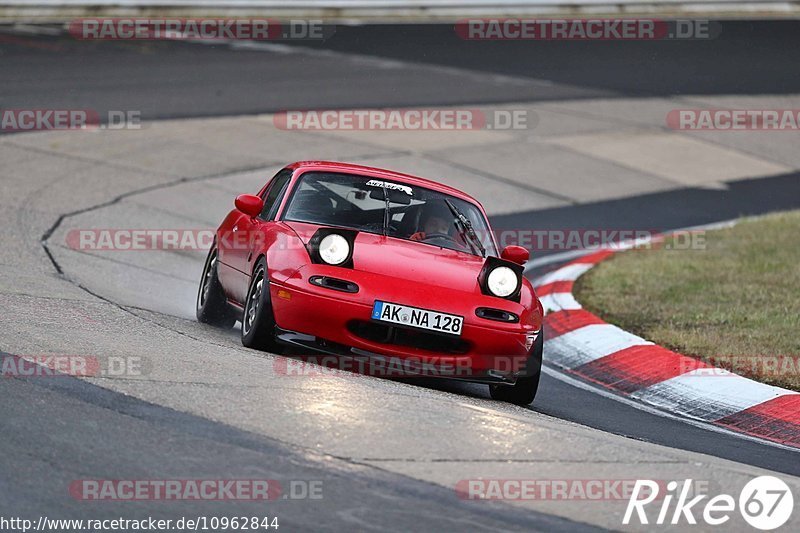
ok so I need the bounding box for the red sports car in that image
[197,161,544,404]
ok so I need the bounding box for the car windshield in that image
[282,171,497,257]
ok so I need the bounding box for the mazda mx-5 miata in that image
[197,161,544,404]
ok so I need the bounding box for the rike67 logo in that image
[624,476,794,530]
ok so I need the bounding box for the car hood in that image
[284,221,487,292]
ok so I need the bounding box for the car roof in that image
[284,160,485,211]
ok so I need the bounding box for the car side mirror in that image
[501,245,529,265]
[235,194,264,218]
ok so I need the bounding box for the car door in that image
[222,169,293,303]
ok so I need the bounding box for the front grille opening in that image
[348,320,470,354]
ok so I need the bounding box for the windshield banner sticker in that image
[365,179,413,196]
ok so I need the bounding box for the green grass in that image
[574,210,800,391]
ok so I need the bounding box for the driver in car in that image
[409,202,454,242]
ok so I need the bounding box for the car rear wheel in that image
[241,258,281,352]
[489,328,544,406]
[196,245,237,328]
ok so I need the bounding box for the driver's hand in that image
[409,231,425,241]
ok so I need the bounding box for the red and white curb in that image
[533,248,800,449]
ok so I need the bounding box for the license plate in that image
[371,301,463,336]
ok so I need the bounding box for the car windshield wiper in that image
[381,182,390,236]
[445,199,485,258]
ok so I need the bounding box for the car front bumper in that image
[268,266,542,383]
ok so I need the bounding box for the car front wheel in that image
[241,258,281,352]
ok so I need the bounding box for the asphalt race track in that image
[2,21,800,531]
[5,22,800,120]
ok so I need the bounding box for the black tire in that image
[241,258,281,352]
[196,245,237,328]
[489,328,544,406]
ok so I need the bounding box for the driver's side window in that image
[259,169,293,220]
